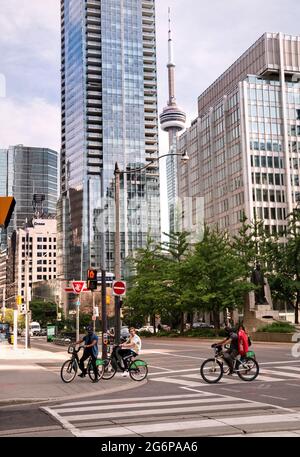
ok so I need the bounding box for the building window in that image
[37,267,42,272]
[37,237,42,242]
[43,275,47,280]
[264,208,269,219]
[37,275,42,280]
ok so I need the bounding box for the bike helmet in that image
[87,325,93,334]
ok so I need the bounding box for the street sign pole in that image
[13,309,18,350]
[76,295,80,342]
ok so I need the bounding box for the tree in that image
[268,209,300,324]
[29,300,57,327]
[182,227,253,328]
[124,237,170,331]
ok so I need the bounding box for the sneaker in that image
[92,378,99,383]
[122,370,129,377]
[78,373,86,378]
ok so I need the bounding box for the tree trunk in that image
[213,308,220,329]
[295,291,300,325]
[180,312,184,334]
[151,314,156,334]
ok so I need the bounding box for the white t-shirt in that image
[129,334,142,354]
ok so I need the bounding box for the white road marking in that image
[148,365,173,372]
[63,402,266,422]
[261,395,287,401]
[54,396,237,414]
[261,369,300,379]
[149,368,199,376]
[53,392,215,408]
[276,366,300,372]
[76,412,300,437]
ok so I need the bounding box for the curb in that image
[0,378,148,409]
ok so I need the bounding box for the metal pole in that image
[13,309,18,350]
[92,290,96,332]
[76,294,80,342]
[114,163,121,344]
[24,255,29,350]
[101,172,107,359]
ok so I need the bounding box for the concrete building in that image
[178,33,300,237]
[59,0,160,281]
[10,218,57,304]
[159,10,186,232]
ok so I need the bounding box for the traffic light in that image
[87,268,97,290]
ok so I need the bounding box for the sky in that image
[0,0,300,233]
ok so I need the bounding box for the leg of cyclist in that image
[91,353,98,382]
[78,351,90,377]
[118,349,133,372]
[223,349,238,374]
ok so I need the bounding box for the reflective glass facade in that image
[60,0,160,280]
[0,146,57,249]
[178,33,300,236]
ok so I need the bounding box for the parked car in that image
[137,325,154,334]
[192,322,214,329]
[39,328,47,336]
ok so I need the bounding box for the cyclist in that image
[117,327,142,377]
[75,325,99,382]
[216,326,239,374]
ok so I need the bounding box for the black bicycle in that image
[60,344,99,383]
[97,344,148,382]
[200,344,259,384]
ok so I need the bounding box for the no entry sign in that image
[112,280,126,296]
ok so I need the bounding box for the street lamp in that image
[113,151,189,343]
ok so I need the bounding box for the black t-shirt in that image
[229,332,239,351]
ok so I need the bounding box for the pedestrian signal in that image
[87,269,97,290]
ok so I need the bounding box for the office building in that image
[59,0,160,280]
[13,218,57,302]
[0,145,58,249]
[178,33,300,236]
[159,11,186,232]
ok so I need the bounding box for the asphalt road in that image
[2,337,300,437]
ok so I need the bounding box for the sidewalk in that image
[0,342,141,406]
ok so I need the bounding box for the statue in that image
[251,263,267,305]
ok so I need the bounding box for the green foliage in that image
[29,300,57,326]
[3,309,25,328]
[258,322,296,333]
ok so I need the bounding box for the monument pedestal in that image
[243,290,280,333]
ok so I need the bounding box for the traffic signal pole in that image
[114,163,121,344]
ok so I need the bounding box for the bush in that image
[258,322,296,333]
[184,328,227,338]
[137,330,154,337]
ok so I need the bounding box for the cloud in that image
[0,97,60,152]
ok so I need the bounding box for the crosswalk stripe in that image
[180,373,238,384]
[261,369,300,379]
[75,412,300,437]
[63,402,268,422]
[151,377,204,387]
[54,392,215,409]
[53,396,240,414]
[275,366,300,372]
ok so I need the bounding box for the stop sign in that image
[113,280,126,296]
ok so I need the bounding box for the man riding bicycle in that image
[117,327,141,377]
[75,325,99,382]
[216,326,239,374]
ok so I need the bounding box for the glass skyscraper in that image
[0,145,58,248]
[59,0,160,280]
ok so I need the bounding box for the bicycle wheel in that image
[101,359,117,380]
[237,357,259,381]
[87,360,102,382]
[200,358,223,383]
[129,360,148,381]
[61,359,77,383]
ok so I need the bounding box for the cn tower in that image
[160,8,186,232]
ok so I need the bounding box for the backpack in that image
[248,335,252,347]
